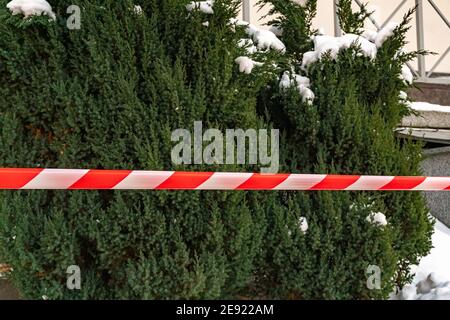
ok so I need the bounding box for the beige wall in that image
[240,0,450,74]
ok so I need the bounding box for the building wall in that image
[240,0,450,74]
[422,147,450,227]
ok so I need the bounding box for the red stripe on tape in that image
[68,170,132,189]
[236,173,290,190]
[0,168,43,189]
[309,175,361,190]
[155,171,214,190]
[379,176,427,190]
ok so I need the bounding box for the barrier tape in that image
[0,168,449,190]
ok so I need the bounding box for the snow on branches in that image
[6,0,56,20]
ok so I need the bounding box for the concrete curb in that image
[401,110,450,129]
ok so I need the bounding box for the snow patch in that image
[392,220,450,300]
[186,0,214,14]
[133,5,143,15]
[298,216,308,234]
[399,91,408,101]
[237,38,257,54]
[301,34,377,69]
[229,18,251,30]
[411,220,450,283]
[410,102,450,113]
[301,51,319,69]
[317,27,326,36]
[400,65,414,84]
[7,0,56,20]
[341,34,377,59]
[366,212,388,226]
[235,56,263,74]
[279,72,310,89]
[250,28,286,53]
[374,22,398,48]
[279,71,314,105]
[362,29,378,43]
[230,19,286,53]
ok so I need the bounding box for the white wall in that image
[240,0,450,74]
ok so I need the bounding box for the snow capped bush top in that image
[246,24,286,53]
[362,29,378,42]
[229,18,250,29]
[300,22,407,71]
[301,33,377,69]
[186,0,214,15]
[340,34,377,58]
[7,0,56,20]
[374,22,399,48]
[229,19,286,54]
[253,28,286,53]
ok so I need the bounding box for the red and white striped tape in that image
[0,168,449,191]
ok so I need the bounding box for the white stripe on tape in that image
[345,176,395,190]
[273,174,327,190]
[412,177,450,191]
[197,172,253,190]
[22,169,89,189]
[113,171,174,190]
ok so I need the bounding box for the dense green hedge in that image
[0,0,432,299]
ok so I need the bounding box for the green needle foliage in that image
[336,0,372,34]
[256,0,433,299]
[0,0,276,299]
[0,0,432,299]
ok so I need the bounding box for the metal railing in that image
[242,0,251,21]
[417,0,450,82]
[241,0,450,84]
[333,0,450,84]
